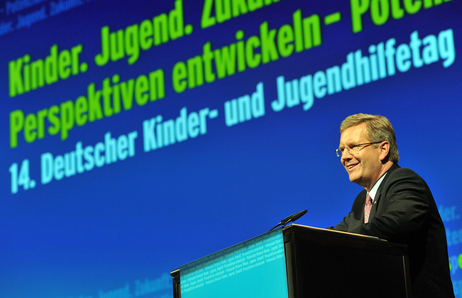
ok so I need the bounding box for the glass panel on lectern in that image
[180,229,288,298]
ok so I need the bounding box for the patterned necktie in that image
[364,193,372,223]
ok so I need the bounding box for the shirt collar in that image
[368,173,387,202]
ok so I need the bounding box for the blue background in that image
[1,1,461,297]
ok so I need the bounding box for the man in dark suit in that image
[333,113,454,297]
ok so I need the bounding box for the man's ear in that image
[379,141,390,162]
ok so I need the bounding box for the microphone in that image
[269,209,307,231]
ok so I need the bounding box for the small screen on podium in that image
[179,229,288,298]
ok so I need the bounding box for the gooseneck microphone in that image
[269,209,307,231]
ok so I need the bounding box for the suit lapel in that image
[369,164,400,219]
[370,192,380,218]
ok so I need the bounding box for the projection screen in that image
[1,0,461,297]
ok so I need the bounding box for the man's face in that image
[339,123,383,190]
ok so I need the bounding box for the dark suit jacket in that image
[334,164,454,298]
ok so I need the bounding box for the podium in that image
[171,224,411,298]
